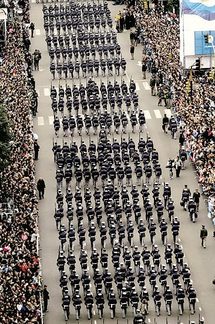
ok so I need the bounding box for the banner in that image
[180,0,215,68]
[182,0,215,21]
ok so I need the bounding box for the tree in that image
[0,104,11,171]
[166,0,179,14]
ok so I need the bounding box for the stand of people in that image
[0,7,42,324]
[132,1,214,197]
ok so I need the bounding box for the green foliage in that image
[0,104,11,171]
[166,0,179,13]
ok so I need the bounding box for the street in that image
[30,1,214,323]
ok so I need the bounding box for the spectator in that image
[37,178,46,200]
[33,49,41,71]
[43,285,50,313]
[34,139,40,160]
[0,10,42,324]
[134,3,214,197]
[29,22,35,38]
[200,225,208,248]
[130,44,135,60]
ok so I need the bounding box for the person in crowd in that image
[162,114,169,134]
[43,285,50,313]
[29,22,35,38]
[0,7,41,323]
[130,44,135,60]
[142,58,147,79]
[33,49,42,71]
[135,5,214,197]
[174,156,182,178]
[37,178,46,199]
[34,139,40,160]
[193,189,200,212]
[200,225,208,248]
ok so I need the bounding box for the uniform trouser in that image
[90,239,95,249]
[139,234,144,246]
[56,219,61,230]
[80,239,85,249]
[101,238,106,248]
[65,307,70,318]
[98,306,104,317]
[171,130,176,139]
[150,234,154,244]
[139,124,145,132]
[69,240,74,250]
[161,234,166,245]
[189,301,195,312]
[135,214,140,224]
[179,302,184,312]
[58,71,62,79]
[119,237,124,246]
[110,306,116,318]
[166,301,172,311]
[75,307,81,318]
[128,236,133,246]
[173,234,177,244]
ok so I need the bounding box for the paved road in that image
[30,1,215,324]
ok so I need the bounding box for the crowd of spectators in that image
[132,1,215,197]
[0,2,42,323]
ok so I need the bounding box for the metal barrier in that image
[36,232,44,324]
[35,210,44,324]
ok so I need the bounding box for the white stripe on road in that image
[154,109,162,119]
[142,81,151,90]
[164,109,172,118]
[37,117,44,126]
[143,110,152,119]
[35,29,41,36]
[37,109,171,126]
[31,0,36,3]
[49,116,54,125]
[44,88,50,96]
[136,83,140,91]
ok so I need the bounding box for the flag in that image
[182,0,215,21]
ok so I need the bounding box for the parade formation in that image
[0,0,214,323]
